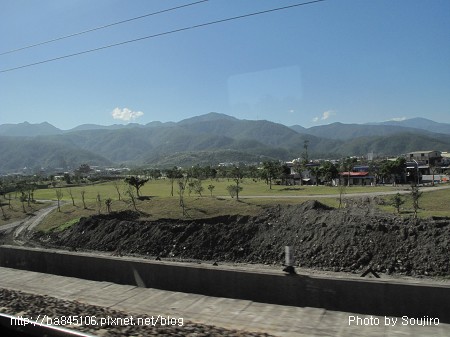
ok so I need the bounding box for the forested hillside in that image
[1,113,450,172]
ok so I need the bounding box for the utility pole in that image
[412,159,419,185]
[303,140,309,163]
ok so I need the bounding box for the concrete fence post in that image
[283,246,296,274]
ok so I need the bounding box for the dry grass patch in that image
[36,193,347,233]
[36,196,266,232]
[0,199,50,226]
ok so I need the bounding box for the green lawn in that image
[31,180,450,232]
[33,178,404,201]
[380,188,450,218]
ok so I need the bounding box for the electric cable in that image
[0,0,209,56]
[0,0,326,74]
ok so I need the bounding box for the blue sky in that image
[1,0,449,129]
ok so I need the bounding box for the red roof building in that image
[338,171,374,186]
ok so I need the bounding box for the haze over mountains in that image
[1,113,450,173]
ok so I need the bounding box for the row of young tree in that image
[0,179,40,219]
[390,185,423,219]
[0,157,419,207]
[0,160,431,220]
[153,160,428,217]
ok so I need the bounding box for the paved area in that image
[0,267,448,336]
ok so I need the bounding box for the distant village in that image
[3,150,450,188]
[286,150,450,186]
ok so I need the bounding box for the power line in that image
[0,0,209,56]
[0,0,326,74]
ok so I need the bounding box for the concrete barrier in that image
[0,245,449,323]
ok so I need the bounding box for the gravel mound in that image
[32,199,450,277]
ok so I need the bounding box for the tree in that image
[208,184,215,197]
[63,173,71,184]
[15,181,27,204]
[411,185,423,219]
[280,164,291,185]
[166,167,183,196]
[148,169,162,180]
[187,181,195,197]
[67,188,75,206]
[208,167,218,180]
[55,188,63,212]
[187,164,204,180]
[429,165,439,186]
[390,193,405,214]
[230,166,243,200]
[81,190,87,209]
[96,193,102,214]
[340,157,356,187]
[247,165,259,180]
[368,161,380,186]
[177,178,187,216]
[293,160,304,186]
[105,198,112,213]
[227,185,242,199]
[30,183,37,203]
[380,157,406,186]
[20,192,27,213]
[124,176,149,198]
[392,157,406,185]
[112,180,123,201]
[216,166,228,179]
[192,179,204,197]
[262,161,280,189]
[24,182,37,206]
[5,193,12,210]
[338,176,346,209]
[0,202,8,220]
[309,166,322,186]
[321,161,338,185]
[126,187,139,212]
[77,163,91,174]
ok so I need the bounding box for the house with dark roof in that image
[405,150,443,183]
[406,151,442,166]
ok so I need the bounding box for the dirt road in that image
[0,201,59,245]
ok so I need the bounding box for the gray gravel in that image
[0,288,275,337]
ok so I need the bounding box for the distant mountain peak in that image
[0,121,61,137]
[1,114,450,173]
[178,112,238,124]
[371,117,450,134]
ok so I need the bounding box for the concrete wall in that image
[0,245,449,323]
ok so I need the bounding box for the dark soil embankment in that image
[33,200,450,276]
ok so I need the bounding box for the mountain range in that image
[1,113,450,173]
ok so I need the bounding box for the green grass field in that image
[29,179,450,232]
[380,188,450,218]
[33,178,403,201]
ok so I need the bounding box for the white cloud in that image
[387,117,406,122]
[322,110,335,120]
[111,107,144,121]
[312,110,336,123]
